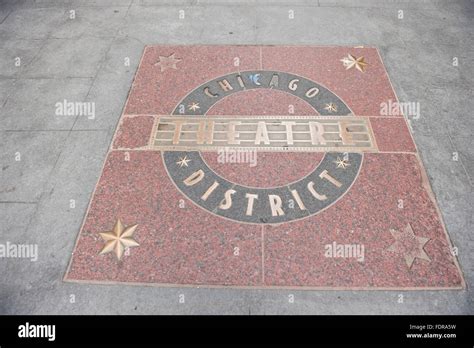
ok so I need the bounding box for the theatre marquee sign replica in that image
[65,46,464,290]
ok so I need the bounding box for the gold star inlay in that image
[154,53,181,72]
[334,157,350,169]
[188,102,200,112]
[387,224,431,268]
[176,156,191,168]
[340,54,368,72]
[324,103,338,113]
[99,219,139,261]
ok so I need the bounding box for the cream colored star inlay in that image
[99,219,139,260]
[387,224,431,268]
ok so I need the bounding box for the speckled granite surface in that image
[65,46,464,289]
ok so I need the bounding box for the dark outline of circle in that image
[163,70,362,223]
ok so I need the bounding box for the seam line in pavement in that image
[0,9,13,25]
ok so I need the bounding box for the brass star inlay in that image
[324,103,338,113]
[188,102,200,112]
[340,54,368,72]
[387,224,431,268]
[334,156,350,169]
[176,155,191,168]
[154,53,181,72]
[99,219,139,261]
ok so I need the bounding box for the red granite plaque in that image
[65,46,465,290]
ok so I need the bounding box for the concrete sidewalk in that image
[0,0,472,314]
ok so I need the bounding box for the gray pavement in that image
[0,0,473,314]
